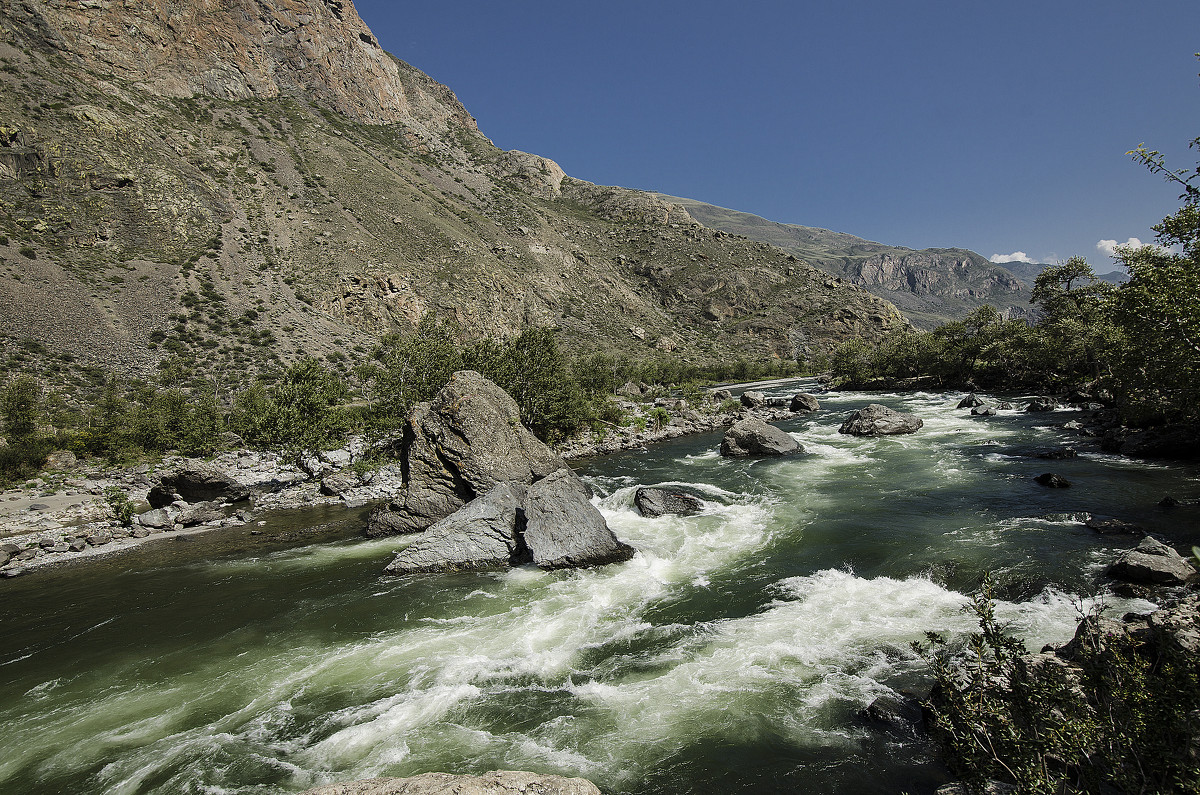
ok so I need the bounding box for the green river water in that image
[1,380,1197,794]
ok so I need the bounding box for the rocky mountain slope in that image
[0,0,907,395]
[655,194,1034,329]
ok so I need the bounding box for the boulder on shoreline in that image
[719,417,802,457]
[1108,536,1197,585]
[838,404,923,437]
[367,371,568,537]
[148,464,250,508]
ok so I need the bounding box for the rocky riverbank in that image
[0,442,407,577]
[0,380,820,578]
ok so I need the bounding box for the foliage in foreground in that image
[915,579,1200,794]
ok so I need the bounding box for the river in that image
[1,380,1196,794]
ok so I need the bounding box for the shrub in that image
[916,576,1200,794]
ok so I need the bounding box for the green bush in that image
[916,577,1200,794]
[104,486,136,526]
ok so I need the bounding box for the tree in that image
[1030,256,1120,384]
[370,314,463,432]
[1109,105,1200,423]
[1,376,41,442]
[230,359,348,461]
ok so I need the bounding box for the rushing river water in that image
[2,380,1198,795]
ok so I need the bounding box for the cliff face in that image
[6,0,478,133]
[0,0,906,390]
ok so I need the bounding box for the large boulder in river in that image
[838,404,923,437]
[957,393,985,409]
[148,463,250,507]
[523,468,634,568]
[366,371,568,537]
[382,471,634,575]
[740,390,766,408]
[790,393,820,413]
[301,770,602,795]
[384,483,527,575]
[634,486,705,517]
[720,417,802,457]
[1108,536,1197,586]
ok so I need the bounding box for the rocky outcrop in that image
[838,404,923,436]
[367,371,567,537]
[719,417,802,457]
[522,468,634,569]
[6,0,479,132]
[1107,536,1197,585]
[957,393,985,409]
[301,771,602,795]
[634,486,704,517]
[147,464,250,507]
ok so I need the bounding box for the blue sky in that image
[354,1,1199,273]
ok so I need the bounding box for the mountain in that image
[654,195,1035,330]
[0,0,908,393]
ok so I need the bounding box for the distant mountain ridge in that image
[654,194,1037,329]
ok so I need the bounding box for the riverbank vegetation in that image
[829,132,1200,432]
[917,581,1200,794]
[0,316,797,485]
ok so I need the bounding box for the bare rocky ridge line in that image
[656,193,1035,330]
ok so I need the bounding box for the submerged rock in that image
[1108,536,1197,585]
[1035,473,1071,488]
[719,416,802,457]
[366,371,568,537]
[1084,516,1143,535]
[634,486,705,517]
[838,404,923,436]
[301,770,602,795]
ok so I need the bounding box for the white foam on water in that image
[206,534,412,577]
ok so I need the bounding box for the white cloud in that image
[1096,237,1144,256]
[990,251,1034,264]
